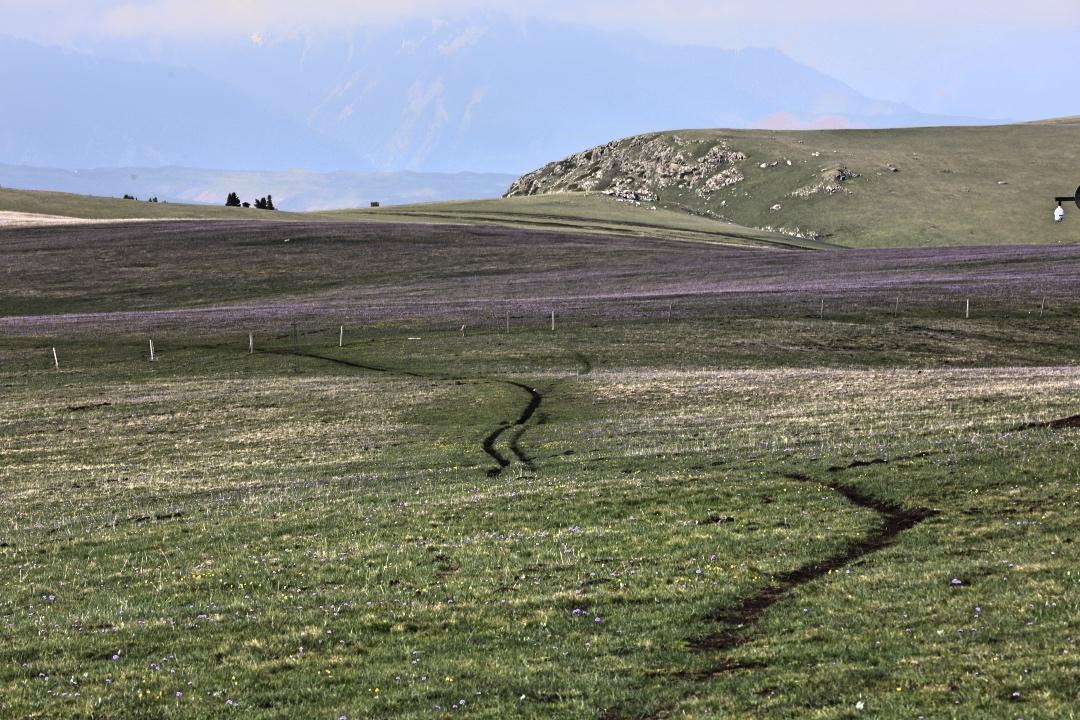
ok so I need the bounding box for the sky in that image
[5,0,1077,38]
[2,0,1078,121]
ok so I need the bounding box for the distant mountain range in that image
[0,35,352,172]
[0,164,516,211]
[1,21,983,175]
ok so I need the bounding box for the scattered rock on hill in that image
[758,225,824,241]
[789,166,859,199]
[504,134,747,202]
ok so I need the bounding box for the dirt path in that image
[273,349,543,478]
[505,382,542,470]
[270,346,941,712]
[1017,414,1080,430]
[690,469,936,675]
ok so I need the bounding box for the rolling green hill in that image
[319,193,831,249]
[505,119,1080,248]
[0,186,827,250]
[2,218,1079,719]
[8,118,1080,250]
[0,186,302,222]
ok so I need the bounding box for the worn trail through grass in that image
[271,348,544,478]
[281,345,941,691]
[691,467,937,676]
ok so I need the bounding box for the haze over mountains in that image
[0,35,349,173]
[2,18,981,184]
[0,164,515,212]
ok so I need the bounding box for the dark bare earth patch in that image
[1017,414,1080,430]
[689,471,935,673]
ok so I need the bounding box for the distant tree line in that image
[226,192,275,210]
[122,194,161,202]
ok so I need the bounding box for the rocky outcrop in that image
[504,134,747,202]
[788,166,859,199]
[757,225,825,241]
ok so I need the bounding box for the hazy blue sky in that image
[6,1,1077,39]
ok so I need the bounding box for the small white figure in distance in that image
[1054,204,1065,223]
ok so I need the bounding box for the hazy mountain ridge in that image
[3,20,979,175]
[0,164,515,211]
[141,19,976,173]
[0,35,359,171]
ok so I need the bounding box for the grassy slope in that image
[2,312,1078,720]
[510,119,1080,248]
[5,220,1079,322]
[1,220,1078,717]
[0,219,803,317]
[0,185,821,251]
[319,193,831,249]
[0,186,304,221]
[6,120,1080,250]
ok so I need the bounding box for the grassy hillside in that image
[506,119,1080,248]
[0,164,517,211]
[0,186,302,221]
[7,119,1080,249]
[1,219,1079,718]
[320,193,831,249]
[1,186,826,249]
[8,219,1078,322]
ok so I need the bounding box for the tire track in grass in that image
[505,349,592,469]
[268,349,542,478]
[1016,414,1080,430]
[690,470,936,675]
[472,381,543,476]
[505,382,542,471]
[481,423,514,476]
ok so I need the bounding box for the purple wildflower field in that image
[2,220,1078,338]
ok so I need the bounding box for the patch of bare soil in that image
[1018,414,1080,430]
[0,211,187,228]
[689,471,936,674]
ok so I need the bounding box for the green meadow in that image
[2,211,1078,718]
